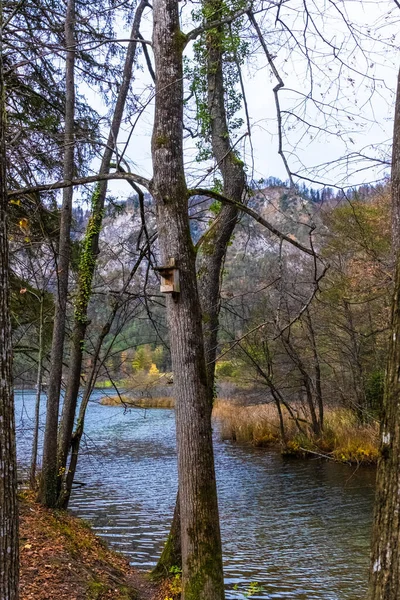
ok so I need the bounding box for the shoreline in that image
[19,489,160,600]
[97,395,380,465]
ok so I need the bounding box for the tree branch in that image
[188,187,319,257]
[8,171,150,198]
[185,4,252,45]
[247,10,294,187]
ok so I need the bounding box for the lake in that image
[15,388,375,599]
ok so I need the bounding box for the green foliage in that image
[87,579,108,599]
[169,565,182,575]
[184,0,249,161]
[215,360,239,378]
[232,581,265,598]
[75,184,104,324]
[210,200,222,215]
[132,345,154,372]
[165,565,182,597]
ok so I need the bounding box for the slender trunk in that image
[30,293,44,489]
[270,389,287,446]
[58,241,153,508]
[305,310,324,431]
[58,346,102,509]
[0,4,19,593]
[38,0,75,507]
[303,376,320,436]
[283,336,321,436]
[58,321,110,508]
[57,0,148,496]
[197,1,245,394]
[343,299,366,422]
[368,69,400,600]
[151,0,225,596]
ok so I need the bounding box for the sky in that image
[83,0,400,200]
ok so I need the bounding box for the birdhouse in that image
[155,258,180,294]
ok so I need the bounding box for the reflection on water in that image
[15,389,375,599]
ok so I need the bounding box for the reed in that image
[99,395,175,408]
[212,400,379,464]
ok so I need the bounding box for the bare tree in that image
[153,0,247,575]
[0,1,19,594]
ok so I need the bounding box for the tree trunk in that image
[30,292,44,489]
[151,0,225,596]
[304,310,324,432]
[57,242,153,508]
[56,0,148,499]
[368,69,400,600]
[151,491,182,579]
[0,5,19,593]
[153,4,246,578]
[197,0,245,394]
[37,0,75,507]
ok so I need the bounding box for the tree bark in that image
[151,491,182,579]
[153,4,246,578]
[37,0,75,507]
[368,69,400,600]
[150,0,225,596]
[56,0,148,500]
[197,0,245,394]
[0,4,19,593]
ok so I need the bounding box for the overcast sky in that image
[84,0,399,200]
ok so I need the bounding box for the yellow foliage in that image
[149,362,160,375]
[19,217,29,231]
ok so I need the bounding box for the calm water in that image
[15,389,375,599]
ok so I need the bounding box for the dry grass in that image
[100,395,175,408]
[134,397,175,408]
[212,400,379,464]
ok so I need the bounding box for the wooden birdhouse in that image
[155,258,180,294]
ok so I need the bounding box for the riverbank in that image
[213,400,379,464]
[98,394,379,464]
[99,395,175,408]
[19,490,159,600]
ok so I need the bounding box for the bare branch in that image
[139,32,155,82]
[188,187,319,257]
[273,265,329,340]
[247,9,294,187]
[8,171,151,198]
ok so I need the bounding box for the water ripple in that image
[15,390,375,599]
